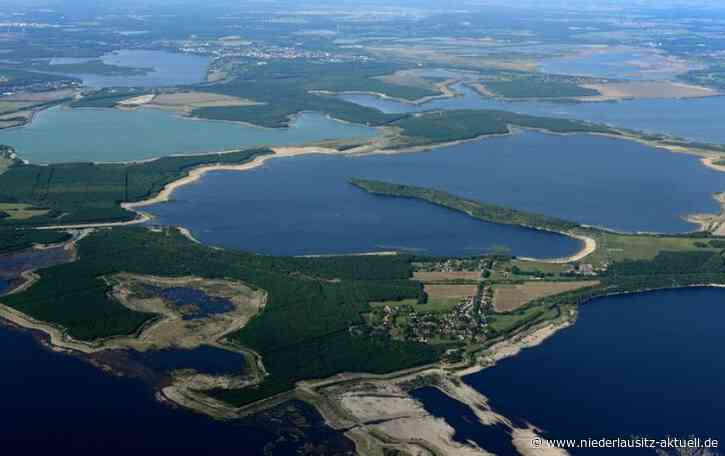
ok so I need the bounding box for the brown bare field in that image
[493,281,599,312]
[364,45,536,71]
[147,91,261,113]
[375,69,438,90]
[581,81,717,100]
[414,271,481,282]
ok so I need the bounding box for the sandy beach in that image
[518,233,597,264]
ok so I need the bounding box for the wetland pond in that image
[149,286,235,320]
[0,108,377,164]
[146,131,724,257]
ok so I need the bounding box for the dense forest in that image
[350,178,581,233]
[0,148,271,226]
[2,227,441,403]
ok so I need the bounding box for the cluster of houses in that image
[0,78,80,97]
[177,38,370,64]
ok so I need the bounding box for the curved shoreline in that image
[518,232,597,264]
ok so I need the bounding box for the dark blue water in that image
[153,287,234,320]
[127,346,245,376]
[0,279,8,295]
[0,245,72,278]
[0,325,351,455]
[465,288,725,455]
[341,84,725,145]
[146,131,723,257]
[412,386,519,455]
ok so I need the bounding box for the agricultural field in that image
[493,280,599,312]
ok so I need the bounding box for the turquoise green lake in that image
[0,107,377,164]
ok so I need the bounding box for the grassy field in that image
[586,231,721,267]
[0,203,50,220]
[487,305,558,335]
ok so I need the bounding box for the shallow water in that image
[126,345,245,376]
[465,287,725,454]
[50,49,210,88]
[341,84,725,144]
[411,386,519,455]
[146,130,724,258]
[539,49,683,80]
[0,108,377,164]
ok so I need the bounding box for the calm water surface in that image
[0,108,377,163]
[0,325,351,455]
[146,131,724,257]
[341,84,725,144]
[465,287,725,455]
[51,49,210,88]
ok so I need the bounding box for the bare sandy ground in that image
[312,77,461,106]
[686,189,725,235]
[702,157,725,173]
[580,81,718,101]
[117,94,156,106]
[0,271,266,354]
[337,382,493,456]
[512,428,569,456]
[145,91,262,112]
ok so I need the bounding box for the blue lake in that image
[50,49,210,88]
[146,131,724,258]
[0,108,377,164]
[0,325,351,455]
[0,279,8,295]
[341,84,725,145]
[463,287,725,454]
[153,287,235,320]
